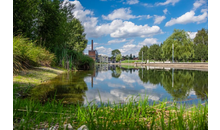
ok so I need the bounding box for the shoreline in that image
[13,67,65,88]
[109,63,208,71]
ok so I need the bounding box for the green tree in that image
[66,19,88,53]
[112,49,121,58]
[116,54,122,62]
[148,44,162,61]
[130,54,132,59]
[162,29,194,62]
[194,43,208,62]
[13,0,39,38]
[194,28,208,45]
[138,46,149,61]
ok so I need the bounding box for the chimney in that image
[91,40,93,50]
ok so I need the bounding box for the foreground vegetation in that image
[13,96,208,130]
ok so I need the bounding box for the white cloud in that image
[156,0,180,6]
[137,38,159,47]
[95,46,112,56]
[154,15,166,24]
[201,9,208,13]
[69,0,162,38]
[165,10,208,26]
[108,83,126,88]
[142,3,154,7]
[187,32,198,39]
[125,0,139,5]
[163,8,168,14]
[102,8,137,20]
[110,21,162,38]
[119,38,159,56]
[108,39,127,44]
[193,0,206,11]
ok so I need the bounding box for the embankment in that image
[109,63,208,71]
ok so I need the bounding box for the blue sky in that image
[65,0,208,57]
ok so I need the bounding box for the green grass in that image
[13,96,208,130]
[13,35,55,73]
[13,67,64,87]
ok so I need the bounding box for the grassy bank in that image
[13,96,208,129]
[13,67,65,87]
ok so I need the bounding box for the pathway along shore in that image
[109,62,208,71]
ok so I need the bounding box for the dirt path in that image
[109,63,208,71]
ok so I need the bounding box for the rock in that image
[63,123,73,130]
[77,125,89,130]
[48,124,59,130]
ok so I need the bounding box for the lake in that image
[30,64,208,105]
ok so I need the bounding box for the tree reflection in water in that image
[30,71,93,104]
[138,68,208,100]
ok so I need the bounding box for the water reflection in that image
[30,64,208,105]
[30,71,93,104]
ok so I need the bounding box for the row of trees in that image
[14,0,92,69]
[138,29,208,62]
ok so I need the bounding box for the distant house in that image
[108,57,116,63]
[133,57,139,60]
[98,55,108,63]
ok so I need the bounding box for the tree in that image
[194,43,208,62]
[162,29,194,62]
[66,18,87,53]
[148,44,162,61]
[111,49,121,58]
[138,46,149,61]
[194,28,208,45]
[13,0,39,38]
[116,54,122,62]
[130,54,132,59]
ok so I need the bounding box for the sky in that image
[66,0,208,57]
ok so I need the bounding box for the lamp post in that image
[172,43,174,63]
[142,51,143,63]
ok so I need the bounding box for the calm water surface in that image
[30,64,208,105]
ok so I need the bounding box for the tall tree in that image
[138,46,149,61]
[111,49,121,58]
[194,28,208,45]
[162,29,194,62]
[66,18,87,53]
[116,54,122,62]
[13,0,39,38]
[148,44,162,61]
[194,43,208,62]
[130,54,132,59]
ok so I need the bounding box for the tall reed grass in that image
[59,49,94,70]
[13,36,55,73]
[13,95,208,130]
